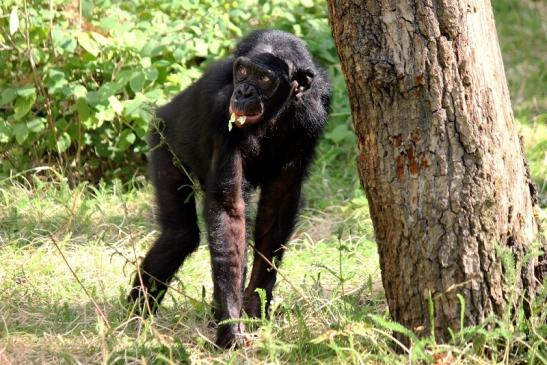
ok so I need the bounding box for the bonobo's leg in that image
[129,143,200,312]
[205,148,247,347]
[244,168,304,318]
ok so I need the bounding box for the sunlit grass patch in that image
[0,173,386,363]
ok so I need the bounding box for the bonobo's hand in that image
[127,284,163,316]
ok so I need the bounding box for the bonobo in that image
[129,29,331,347]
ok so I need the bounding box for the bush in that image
[0,0,345,182]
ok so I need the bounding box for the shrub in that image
[0,0,343,182]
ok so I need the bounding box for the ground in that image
[0,0,546,363]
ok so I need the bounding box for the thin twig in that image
[151,117,201,196]
[48,233,111,328]
[22,0,57,159]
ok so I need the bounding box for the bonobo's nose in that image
[234,84,257,100]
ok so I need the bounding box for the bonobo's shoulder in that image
[200,58,233,84]
[199,59,234,104]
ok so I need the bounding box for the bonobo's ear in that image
[292,68,314,98]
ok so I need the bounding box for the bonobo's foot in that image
[215,322,253,348]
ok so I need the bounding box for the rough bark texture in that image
[327,0,544,341]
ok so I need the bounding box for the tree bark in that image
[327,0,544,342]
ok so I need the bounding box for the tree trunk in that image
[327,0,544,342]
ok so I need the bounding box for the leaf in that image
[0,120,12,143]
[97,16,118,31]
[16,85,36,98]
[140,40,161,57]
[66,119,80,143]
[123,95,145,118]
[95,104,115,123]
[13,122,28,144]
[117,129,136,152]
[173,48,186,62]
[77,32,100,57]
[9,7,19,35]
[134,117,148,139]
[76,98,91,121]
[145,68,159,81]
[46,69,68,94]
[52,26,77,54]
[27,118,46,133]
[81,0,94,19]
[98,82,120,100]
[116,69,133,86]
[72,85,87,99]
[56,132,71,153]
[194,38,208,57]
[130,72,146,93]
[13,95,36,121]
[140,57,151,68]
[108,95,124,115]
[90,31,110,46]
[95,141,113,158]
[138,107,153,123]
[47,68,65,81]
[209,40,221,54]
[144,88,164,102]
[1,88,17,105]
[292,24,302,36]
[368,314,428,358]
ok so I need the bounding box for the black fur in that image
[129,29,331,347]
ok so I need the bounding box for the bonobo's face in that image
[229,53,291,128]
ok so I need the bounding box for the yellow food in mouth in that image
[228,113,236,131]
[228,113,247,131]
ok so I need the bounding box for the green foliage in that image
[0,0,346,182]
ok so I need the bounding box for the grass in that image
[0,177,386,363]
[2,175,544,364]
[1,0,546,364]
[493,0,547,200]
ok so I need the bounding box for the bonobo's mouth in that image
[228,105,263,127]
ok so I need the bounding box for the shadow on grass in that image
[1,207,156,248]
[0,296,201,364]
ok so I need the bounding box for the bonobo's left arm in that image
[243,164,305,318]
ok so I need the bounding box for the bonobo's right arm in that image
[154,59,235,180]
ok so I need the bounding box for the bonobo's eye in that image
[236,65,247,79]
[258,74,272,88]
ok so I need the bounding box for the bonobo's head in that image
[229,30,316,128]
